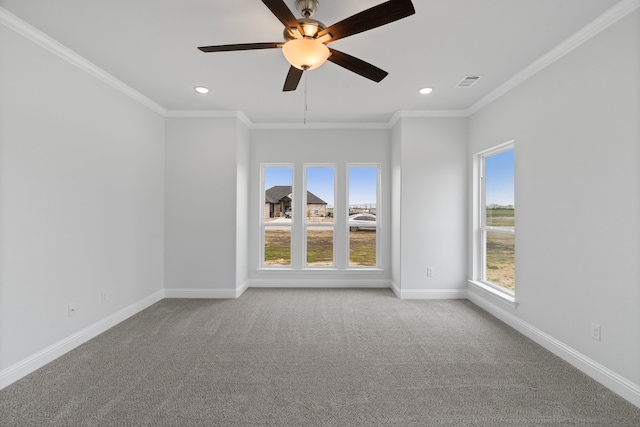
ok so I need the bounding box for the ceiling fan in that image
[198,0,415,91]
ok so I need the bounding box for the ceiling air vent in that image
[455,75,483,88]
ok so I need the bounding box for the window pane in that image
[305,167,334,267]
[349,167,377,266]
[484,231,515,291]
[264,227,291,266]
[307,226,334,266]
[485,149,514,227]
[349,228,377,266]
[264,167,293,220]
[264,167,292,266]
[306,167,334,221]
[486,208,514,227]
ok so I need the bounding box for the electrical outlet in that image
[68,303,76,317]
[427,267,434,277]
[590,323,601,341]
[100,291,108,304]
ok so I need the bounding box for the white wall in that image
[468,9,640,400]
[249,128,391,286]
[391,117,468,298]
[164,116,247,297]
[235,120,250,293]
[390,124,402,289]
[0,25,165,374]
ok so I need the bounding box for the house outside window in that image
[264,186,327,219]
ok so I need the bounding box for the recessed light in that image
[194,86,209,94]
[419,87,433,95]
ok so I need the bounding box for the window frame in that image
[258,163,383,273]
[472,141,516,304]
[260,164,294,269]
[347,164,381,269]
[303,164,336,268]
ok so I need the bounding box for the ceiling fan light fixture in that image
[282,37,330,70]
[301,22,318,37]
[296,0,318,18]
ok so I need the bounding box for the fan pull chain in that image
[304,72,308,125]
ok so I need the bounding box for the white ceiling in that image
[1,0,623,123]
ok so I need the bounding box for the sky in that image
[306,167,335,206]
[348,167,377,206]
[485,149,515,206]
[264,166,377,207]
[264,167,292,189]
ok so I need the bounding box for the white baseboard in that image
[391,281,401,298]
[468,291,640,408]
[0,289,164,391]
[236,281,249,298]
[391,283,468,300]
[4,283,638,409]
[248,279,392,288]
[164,288,238,298]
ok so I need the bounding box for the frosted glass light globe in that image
[282,38,330,70]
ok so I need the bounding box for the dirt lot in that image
[485,232,515,291]
[348,230,377,266]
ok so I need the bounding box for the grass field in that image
[486,209,514,227]
[485,232,515,291]
[306,230,333,265]
[264,229,376,266]
[264,229,291,266]
[349,230,377,267]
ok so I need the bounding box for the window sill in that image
[257,267,385,275]
[468,280,518,308]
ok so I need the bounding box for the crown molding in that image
[5,0,637,126]
[0,7,167,117]
[251,122,390,130]
[165,112,470,130]
[165,110,241,118]
[236,111,253,129]
[466,0,640,116]
[165,110,254,128]
[165,111,469,130]
[164,111,392,130]
[388,110,469,128]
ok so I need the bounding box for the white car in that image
[348,213,377,231]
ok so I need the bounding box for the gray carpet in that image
[1,288,639,426]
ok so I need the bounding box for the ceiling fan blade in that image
[198,42,283,52]
[327,48,388,82]
[317,0,415,43]
[283,66,304,92]
[262,0,303,34]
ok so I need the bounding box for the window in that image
[260,164,381,271]
[305,166,335,267]
[262,166,293,267]
[348,166,379,267]
[477,143,515,294]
